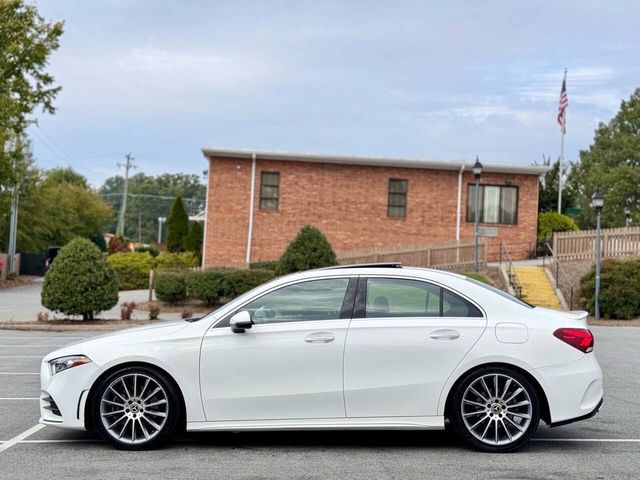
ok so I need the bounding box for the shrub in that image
[90,234,107,252]
[181,308,193,319]
[107,252,154,290]
[37,311,49,322]
[184,221,203,258]
[166,196,189,252]
[277,225,337,274]
[148,302,161,320]
[135,245,159,257]
[155,271,187,304]
[580,258,640,320]
[155,251,199,270]
[120,301,136,320]
[42,238,119,320]
[537,212,579,242]
[108,235,129,254]
[249,260,279,272]
[186,268,276,305]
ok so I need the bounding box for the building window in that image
[260,172,279,210]
[388,179,408,218]
[466,184,518,225]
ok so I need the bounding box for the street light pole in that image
[473,156,483,272]
[157,217,166,244]
[624,206,631,227]
[592,192,604,321]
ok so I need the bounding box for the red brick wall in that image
[203,156,539,267]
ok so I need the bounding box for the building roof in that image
[201,147,550,175]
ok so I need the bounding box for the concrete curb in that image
[0,320,165,332]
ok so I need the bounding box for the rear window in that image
[464,277,533,308]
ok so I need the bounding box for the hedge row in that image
[108,251,200,290]
[155,268,276,305]
[580,258,640,320]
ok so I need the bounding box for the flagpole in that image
[558,68,567,214]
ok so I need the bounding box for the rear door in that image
[343,275,487,418]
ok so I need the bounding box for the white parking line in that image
[0,424,44,454]
[0,336,84,339]
[0,344,63,347]
[0,356,42,358]
[0,397,39,400]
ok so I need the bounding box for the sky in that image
[28,0,640,187]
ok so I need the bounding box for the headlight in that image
[48,355,92,376]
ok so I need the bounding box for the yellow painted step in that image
[512,266,561,309]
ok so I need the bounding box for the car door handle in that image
[304,332,335,343]
[429,329,460,340]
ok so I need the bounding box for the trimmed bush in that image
[580,258,640,320]
[186,268,276,305]
[155,271,187,305]
[277,225,337,274]
[42,238,118,320]
[166,196,189,252]
[537,212,578,242]
[249,260,279,272]
[155,251,199,270]
[135,245,159,257]
[107,252,154,290]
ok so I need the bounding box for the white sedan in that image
[40,264,603,452]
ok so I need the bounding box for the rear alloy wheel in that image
[93,366,180,450]
[451,367,540,452]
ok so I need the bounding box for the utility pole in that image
[116,153,136,236]
[7,178,19,274]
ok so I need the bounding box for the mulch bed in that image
[136,299,216,315]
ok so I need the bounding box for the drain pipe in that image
[456,164,465,262]
[245,153,256,265]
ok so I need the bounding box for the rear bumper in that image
[535,353,603,425]
[549,397,603,427]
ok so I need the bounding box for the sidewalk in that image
[0,278,183,322]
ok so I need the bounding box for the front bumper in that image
[39,359,102,430]
[536,353,603,425]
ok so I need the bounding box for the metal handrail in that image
[542,242,575,310]
[500,242,523,299]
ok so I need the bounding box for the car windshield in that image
[464,276,534,309]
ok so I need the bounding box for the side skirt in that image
[186,416,445,432]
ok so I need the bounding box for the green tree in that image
[184,221,203,258]
[538,157,576,213]
[42,238,118,320]
[166,196,189,252]
[0,161,114,253]
[277,225,337,274]
[0,0,63,188]
[537,212,579,242]
[98,173,205,244]
[569,88,640,229]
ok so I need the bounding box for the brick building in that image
[201,148,549,267]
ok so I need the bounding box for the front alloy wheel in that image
[93,366,180,449]
[451,367,540,452]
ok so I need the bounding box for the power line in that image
[115,154,136,236]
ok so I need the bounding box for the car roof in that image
[278,264,467,283]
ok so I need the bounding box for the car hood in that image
[43,320,189,362]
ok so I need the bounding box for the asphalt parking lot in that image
[0,327,638,480]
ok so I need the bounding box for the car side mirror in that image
[230,311,253,333]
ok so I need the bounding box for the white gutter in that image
[456,164,464,242]
[245,153,257,265]
[201,172,210,269]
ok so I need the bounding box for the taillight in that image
[553,328,594,353]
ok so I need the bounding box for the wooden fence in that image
[336,239,486,269]
[553,227,640,261]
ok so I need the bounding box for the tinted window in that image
[442,290,483,317]
[388,179,408,218]
[260,172,280,210]
[242,278,349,324]
[366,278,440,318]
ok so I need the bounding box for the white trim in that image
[245,153,257,265]
[202,147,550,175]
[201,153,211,268]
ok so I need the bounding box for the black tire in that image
[450,366,540,453]
[92,366,181,450]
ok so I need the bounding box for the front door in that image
[200,277,355,421]
[343,276,487,417]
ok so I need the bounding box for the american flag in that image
[557,73,568,133]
